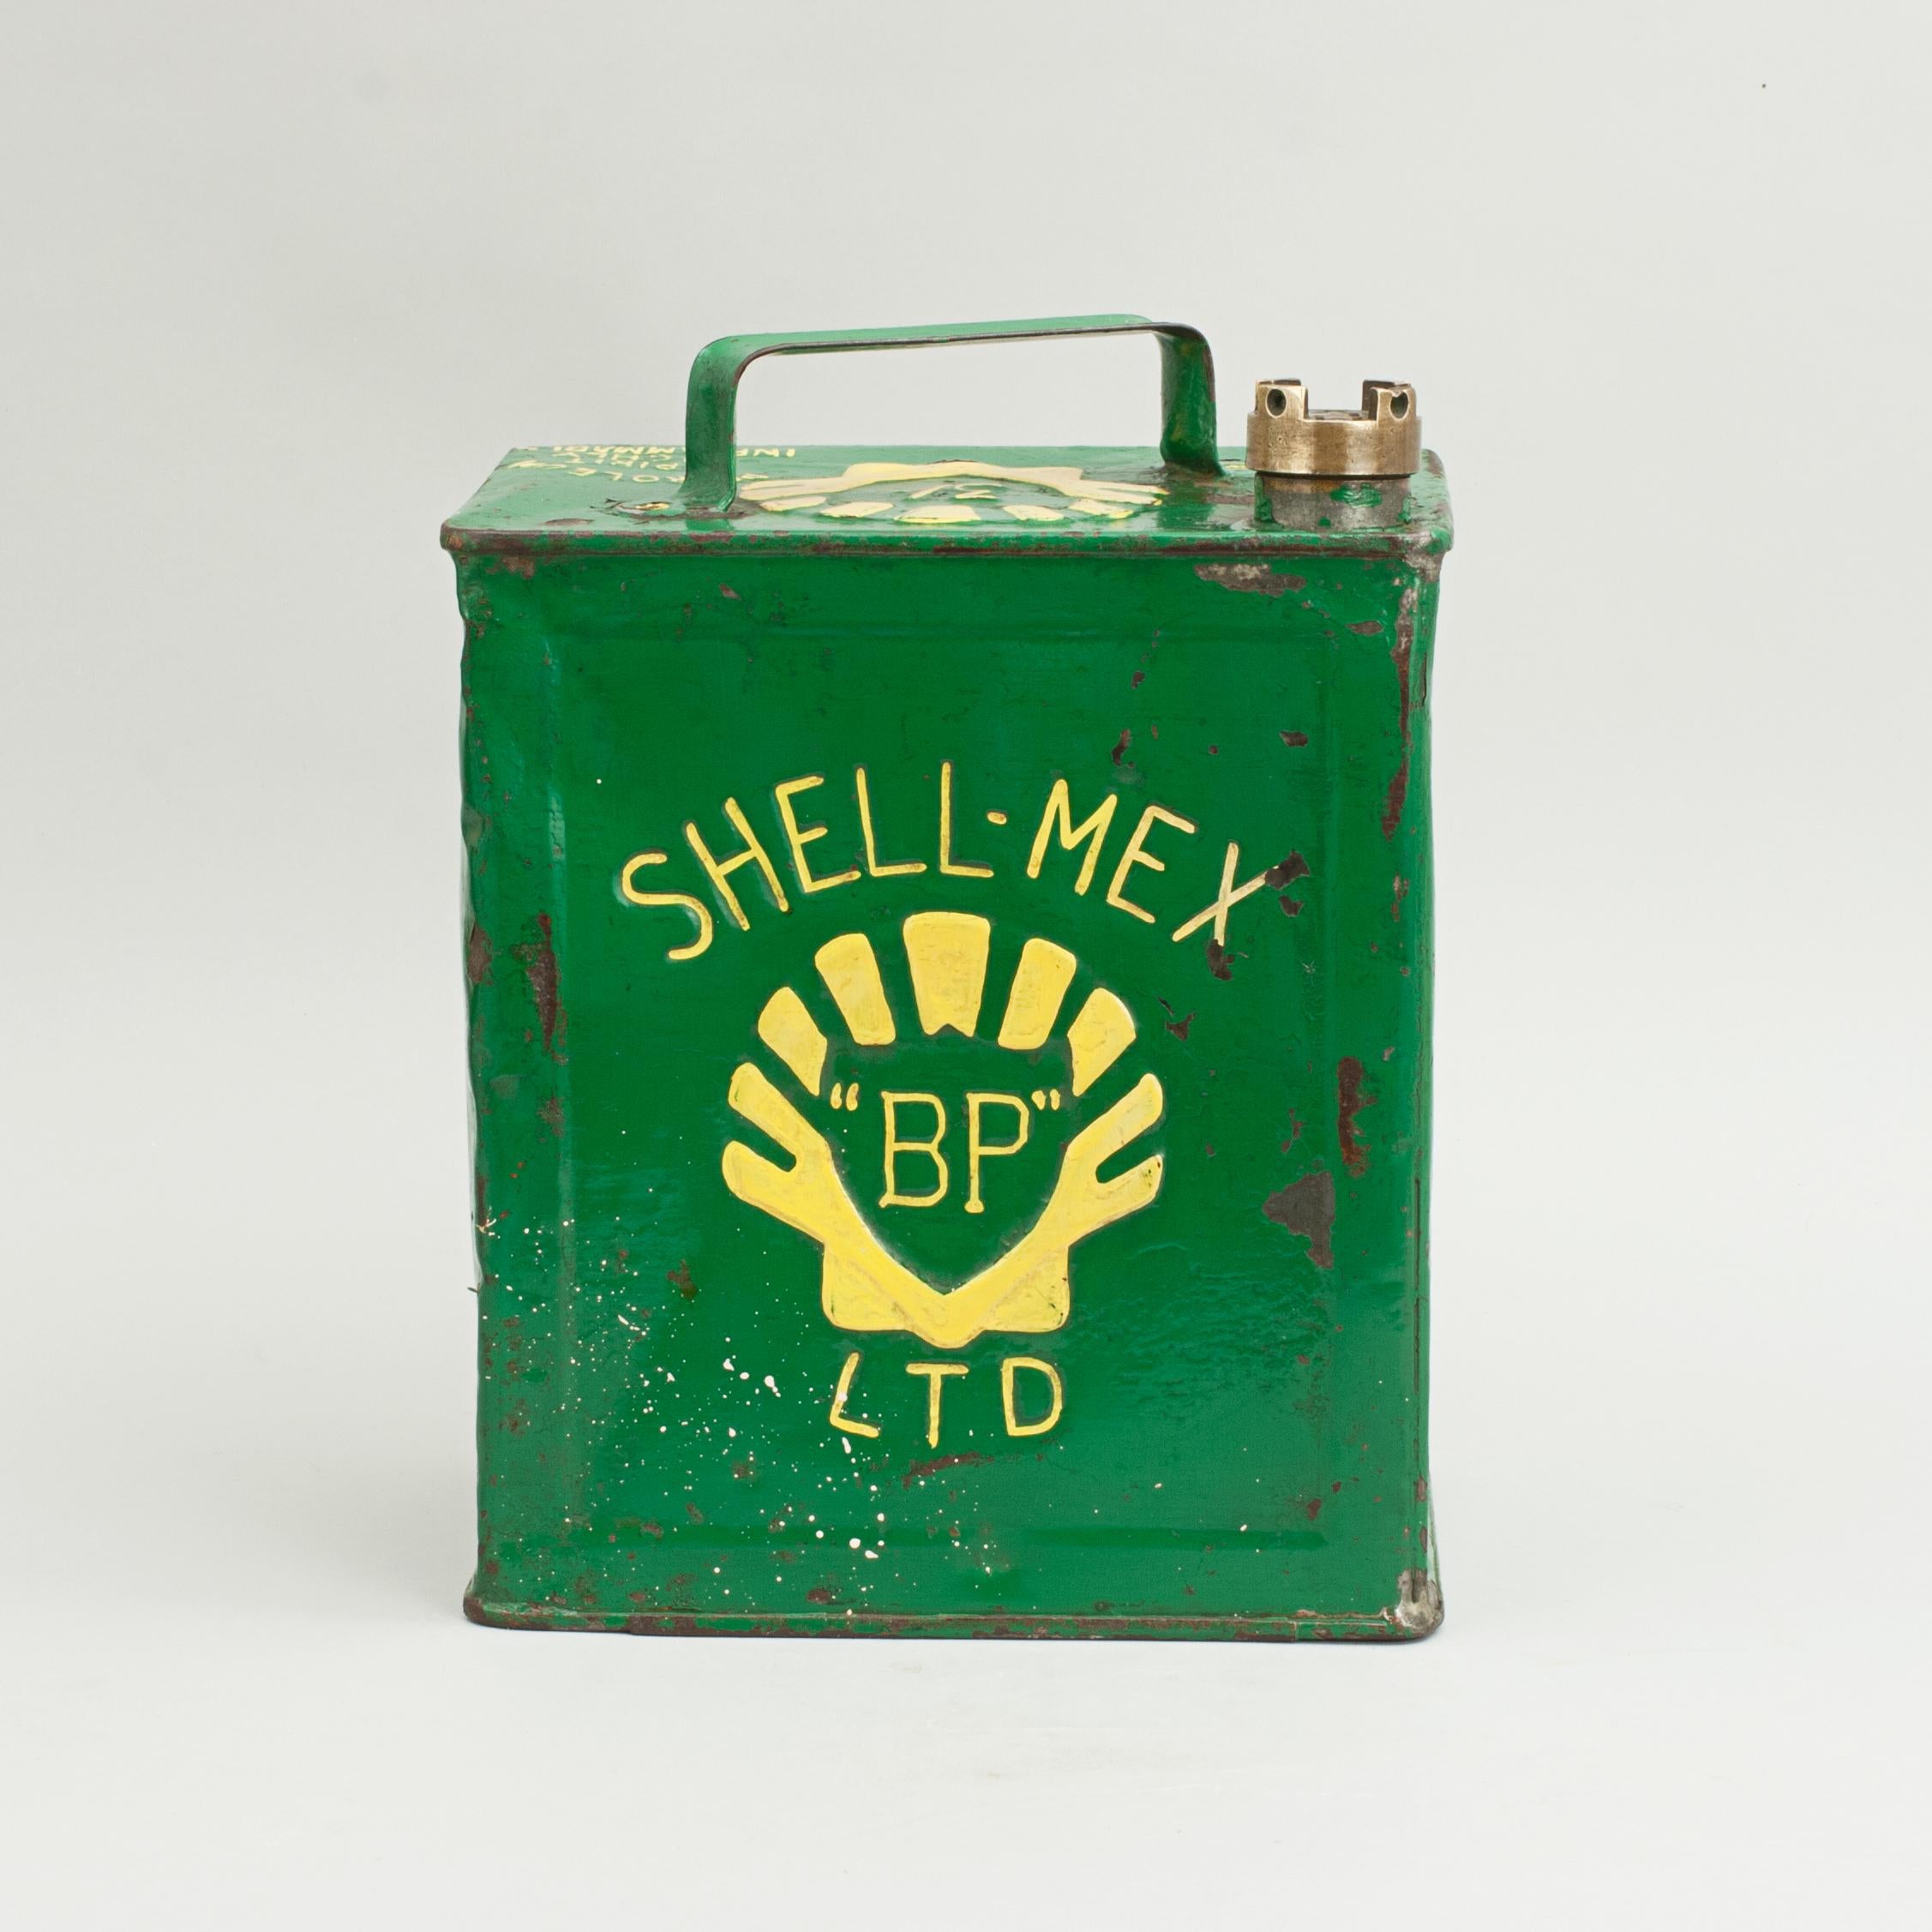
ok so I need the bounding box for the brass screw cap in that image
[1245,380,1420,477]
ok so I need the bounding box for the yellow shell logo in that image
[722,913,1164,1347]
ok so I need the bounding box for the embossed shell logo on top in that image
[722,913,1164,1347]
[736,460,1162,525]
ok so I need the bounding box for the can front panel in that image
[459,549,1437,1636]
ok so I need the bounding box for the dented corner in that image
[1389,1566,1443,1638]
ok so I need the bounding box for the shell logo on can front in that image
[721,912,1164,1349]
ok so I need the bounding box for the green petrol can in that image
[443,315,1452,1640]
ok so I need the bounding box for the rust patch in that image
[1347,620,1383,637]
[1391,874,1409,922]
[1261,1169,1335,1269]
[1280,729,1310,747]
[538,1094,564,1137]
[482,1312,525,1380]
[667,1260,697,1300]
[1196,562,1295,597]
[1381,589,1416,838]
[1337,1058,1374,1176]
[510,913,566,1059]
[1158,998,1194,1041]
[1205,939,1233,981]
[640,1521,664,1539]
[1112,728,1131,766]
[465,921,494,986]
[806,1586,837,1605]
[901,1451,992,1488]
[685,1501,705,1526]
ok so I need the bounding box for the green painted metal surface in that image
[443,318,1451,1639]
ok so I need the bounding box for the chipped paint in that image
[1380,583,1418,839]
[1193,561,1295,597]
[1337,1057,1374,1177]
[510,913,566,1058]
[899,1451,993,1488]
[1269,851,1311,916]
[1262,1169,1335,1269]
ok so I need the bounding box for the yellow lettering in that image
[1106,804,1197,923]
[855,765,925,877]
[1026,780,1118,895]
[828,1350,879,1437]
[773,775,861,894]
[619,850,714,961]
[880,1092,948,1208]
[1171,841,1273,944]
[685,797,790,930]
[938,760,994,878]
[906,1361,969,1447]
[964,1092,1030,1215]
[1001,1357,1064,1437]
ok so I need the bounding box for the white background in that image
[3,3,1927,1925]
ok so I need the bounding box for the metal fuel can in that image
[442,315,1452,1639]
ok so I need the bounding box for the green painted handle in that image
[675,314,1222,513]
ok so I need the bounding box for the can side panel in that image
[459,558,589,1605]
[1406,567,1440,1603]
[458,549,1437,1635]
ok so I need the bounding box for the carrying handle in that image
[673,314,1221,514]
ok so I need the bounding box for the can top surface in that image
[441,444,1453,560]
